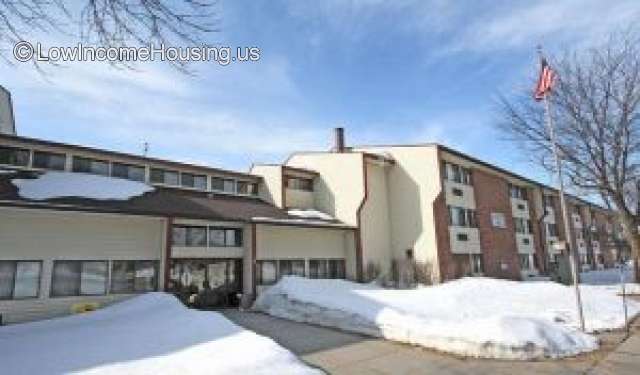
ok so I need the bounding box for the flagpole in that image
[537,47,586,332]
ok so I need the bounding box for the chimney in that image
[334,127,345,153]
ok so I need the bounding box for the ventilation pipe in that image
[334,127,345,153]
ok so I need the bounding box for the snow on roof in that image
[252,216,352,228]
[11,171,154,201]
[287,209,335,221]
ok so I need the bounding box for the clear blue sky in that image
[1,0,638,185]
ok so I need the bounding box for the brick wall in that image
[472,169,521,280]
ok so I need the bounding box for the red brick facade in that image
[472,169,521,280]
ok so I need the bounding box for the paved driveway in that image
[223,310,618,375]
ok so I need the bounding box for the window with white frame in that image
[448,206,477,227]
[0,261,41,299]
[508,184,527,200]
[443,162,472,185]
[491,212,506,228]
[514,217,532,234]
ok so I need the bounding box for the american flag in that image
[534,58,556,101]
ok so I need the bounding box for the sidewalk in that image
[223,310,616,374]
[591,327,640,375]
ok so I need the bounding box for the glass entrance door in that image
[168,259,242,308]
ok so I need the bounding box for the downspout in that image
[251,223,257,296]
[355,155,368,282]
[163,216,173,292]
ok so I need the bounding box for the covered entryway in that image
[168,258,242,308]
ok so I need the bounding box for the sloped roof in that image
[0,170,354,229]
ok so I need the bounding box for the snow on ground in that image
[287,209,335,221]
[0,293,320,375]
[254,276,640,360]
[12,171,154,201]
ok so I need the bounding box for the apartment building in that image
[253,129,625,283]
[0,116,625,324]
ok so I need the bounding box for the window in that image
[32,151,66,170]
[285,177,313,191]
[278,259,305,277]
[443,162,472,185]
[546,223,559,237]
[110,260,157,293]
[0,261,41,299]
[509,184,527,200]
[448,206,477,227]
[211,177,236,193]
[457,233,469,241]
[72,156,109,176]
[491,212,506,228]
[514,218,532,234]
[257,260,277,285]
[248,183,259,195]
[181,173,207,190]
[519,254,532,270]
[172,226,207,247]
[208,227,243,247]
[517,203,526,210]
[470,254,483,274]
[112,162,145,182]
[543,195,555,207]
[522,237,530,245]
[150,168,179,186]
[0,146,29,167]
[309,259,346,279]
[51,261,107,297]
[452,188,463,197]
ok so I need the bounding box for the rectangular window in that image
[452,188,463,197]
[72,156,109,176]
[285,177,313,191]
[150,168,179,186]
[208,228,243,247]
[448,206,477,228]
[237,181,249,194]
[181,173,207,190]
[0,146,29,167]
[278,259,305,277]
[457,233,469,241]
[211,177,236,193]
[32,151,66,170]
[309,259,345,279]
[110,260,157,294]
[443,162,472,185]
[51,261,107,297]
[543,195,555,207]
[509,184,527,200]
[172,226,206,247]
[112,162,145,182]
[257,260,277,285]
[0,261,41,299]
[522,237,530,245]
[491,212,506,228]
[249,183,259,196]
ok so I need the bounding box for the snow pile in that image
[287,209,335,221]
[255,277,640,360]
[0,293,320,374]
[12,171,154,201]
